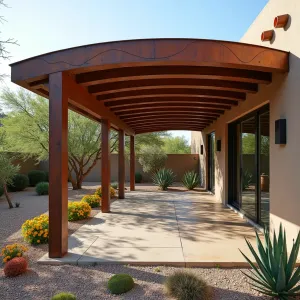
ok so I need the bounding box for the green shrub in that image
[152,168,175,190]
[108,274,134,295]
[68,201,91,221]
[182,171,199,190]
[51,292,76,300]
[81,194,101,208]
[0,185,3,197]
[135,172,142,183]
[45,171,49,182]
[164,271,211,300]
[36,182,49,195]
[28,170,47,186]
[138,145,167,173]
[111,182,118,190]
[8,174,29,192]
[240,224,300,299]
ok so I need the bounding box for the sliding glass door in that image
[228,105,270,227]
[208,132,215,193]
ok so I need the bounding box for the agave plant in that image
[152,168,175,191]
[240,224,300,299]
[182,171,199,190]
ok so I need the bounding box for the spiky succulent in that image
[152,168,175,191]
[240,224,300,299]
[182,171,199,190]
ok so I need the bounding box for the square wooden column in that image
[49,72,68,258]
[101,119,111,213]
[118,130,125,199]
[130,135,135,191]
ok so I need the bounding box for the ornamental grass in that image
[21,214,49,245]
[95,186,116,198]
[68,201,91,221]
[1,243,28,263]
[81,194,101,208]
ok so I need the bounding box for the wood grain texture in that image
[48,72,68,258]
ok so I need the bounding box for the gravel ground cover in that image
[0,184,299,300]
[0,264,270,300]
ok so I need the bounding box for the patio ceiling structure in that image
[10,39,289,258]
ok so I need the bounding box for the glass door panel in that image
[259,111,270,227]
[208,132,215,193]
[241,117,257,220]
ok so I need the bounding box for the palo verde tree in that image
[0,88,118,190]
[0,88,168,189]
[162,135,191,154]
[0,1,18,82]
[0,153,19,208]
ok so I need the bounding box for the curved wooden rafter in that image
[10,38,289,134]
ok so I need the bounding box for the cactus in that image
[4,257,28,277]
[182,171,199,190]
[240,224,300,299]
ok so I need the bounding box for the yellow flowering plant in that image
[68,201,91,221]
[95,186,116,198]
[81,194,101,208]
[21,214,49,245]
[1,243,28,263]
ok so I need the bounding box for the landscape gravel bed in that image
[0,264,270,300]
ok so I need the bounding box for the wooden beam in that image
[120,113,217,121]
[105,97,238,108]
[111,103,231,113]
[48,72,68,258]
[118,130,125,199]
[60,74,134,136]
[130,136,135,191]
[117,108,223,117]
[92,81,255,97]
[127,120,211,127]
[76,65,272,86]
[136,126,205,134]
[98,89,246,101]
[101,119,111,213]
[115,105,227,116]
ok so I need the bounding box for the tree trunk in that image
[3,184,13,209]
[75,174,82,190]
[68,174,82,190]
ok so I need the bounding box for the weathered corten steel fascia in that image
[10,38,289,83]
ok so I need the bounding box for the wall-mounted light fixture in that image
[216,139,221,152]
[275,119,286,144]
[261,30,274,42]
[274,14,289,29]
[200,145,204,155]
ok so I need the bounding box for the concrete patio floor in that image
[39,188,258,267]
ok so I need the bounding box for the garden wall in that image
[38,154,199,183]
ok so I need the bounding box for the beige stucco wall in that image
[192,0,300,251]
[40,154,199,183]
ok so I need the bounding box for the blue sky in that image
[1,0,268,143]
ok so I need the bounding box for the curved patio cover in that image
[10,38,289,135]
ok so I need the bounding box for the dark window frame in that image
[228,104,269,226]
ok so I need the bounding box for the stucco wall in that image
[192,0,300,252]
[40,154,199,183]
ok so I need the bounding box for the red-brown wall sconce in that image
[274,14,289,29]
[261,30,274,42]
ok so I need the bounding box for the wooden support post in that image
[130,135,135,191]
[101,119,111,213]
[49,72,68,258]
[118,130,125,199]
